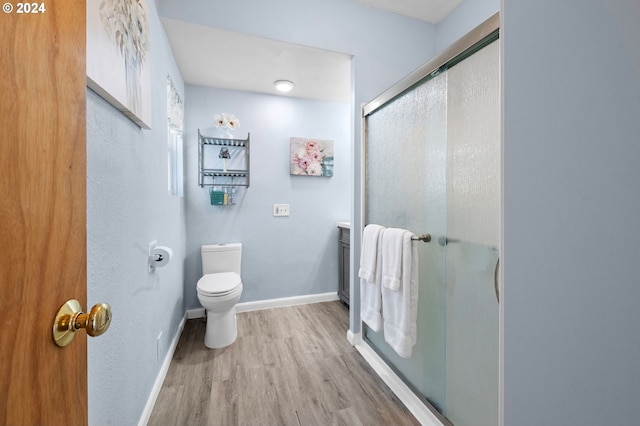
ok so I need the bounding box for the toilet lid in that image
[197,272,241,295]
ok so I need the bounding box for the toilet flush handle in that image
[53,299,112,347]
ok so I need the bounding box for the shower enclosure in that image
[362,15,499,426]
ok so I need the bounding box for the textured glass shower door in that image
[445,39,500,426]
[364,37,500,426]
[365,71,449,412]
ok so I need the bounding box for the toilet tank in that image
[201,243,242,276]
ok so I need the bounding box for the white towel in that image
[358,224,384,282]
[382,230,419,358]
[381,228,406,290]
[359,224,385,332]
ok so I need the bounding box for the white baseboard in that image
[347,329,361,345]
[186,292,339,318]
[186,307,205,319]
[138,314,187,426]
[354,340,445,426]
[235,292,339,313]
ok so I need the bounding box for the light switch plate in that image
[273,204,290,216]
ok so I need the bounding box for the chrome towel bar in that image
[411,234,432,242]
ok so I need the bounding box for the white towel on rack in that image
[359,224,385,332]
[382,230,419,358]
[381,228,407,290]
[359,224,384,283]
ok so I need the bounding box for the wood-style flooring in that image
[148,301,419,425]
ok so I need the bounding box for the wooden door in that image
[0,3,88,425]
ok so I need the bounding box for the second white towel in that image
[382,229,419,358]
[381,228,407,290]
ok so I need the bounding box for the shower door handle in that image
[494,257,500,304]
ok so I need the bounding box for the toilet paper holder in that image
[148,240,173,270]
[151,253,165,261]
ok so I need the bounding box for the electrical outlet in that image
[273,204,290,217]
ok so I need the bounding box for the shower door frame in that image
[357,11,501,426]
[362,13,499,117]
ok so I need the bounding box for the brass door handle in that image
[53,299,112,347]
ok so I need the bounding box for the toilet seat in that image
[197,272,242,296]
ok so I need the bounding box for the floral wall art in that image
[290,137,334,177]
[87,0,152,129]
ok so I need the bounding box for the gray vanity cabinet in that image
[338,225,350,305]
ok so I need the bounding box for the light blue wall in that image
[436,0,499,52]
[184,86,350,308]
[503,0,640,424]
[86,0,186,424]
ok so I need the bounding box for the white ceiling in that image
[162,0,462,103]
[162,18,352,103]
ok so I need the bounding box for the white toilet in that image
[196,243,243,348]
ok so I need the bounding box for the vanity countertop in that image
[336,221,350,229]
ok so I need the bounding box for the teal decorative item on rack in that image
[209,186,237,206]
[210,188,224,205]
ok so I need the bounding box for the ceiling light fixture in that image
[274,80,295,92]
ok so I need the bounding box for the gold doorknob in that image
[53,299,112,347]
